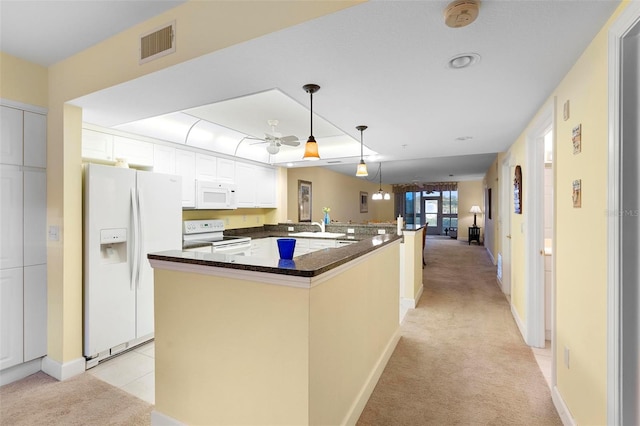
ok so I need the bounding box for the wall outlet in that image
[48,225,60,241]
[564,346,570,369]
[347,228,355,234]
[378,229,385,235]
[287,226,294,231]
[242,215,246,222]
[256,217,260,223]
[225,218,229,225]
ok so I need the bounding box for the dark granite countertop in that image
[152,233,402,278]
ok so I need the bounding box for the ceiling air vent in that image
[139,21,175,64]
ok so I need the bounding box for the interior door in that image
[500,159,512,295]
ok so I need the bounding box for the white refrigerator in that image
[84,163,181,361]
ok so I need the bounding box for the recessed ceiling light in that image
[455,136,473,141]
[447,53,481,69]
[286,162,294,167]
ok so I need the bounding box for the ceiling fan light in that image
[302,136,320,160]
[266,143,279,155]
[356,160,368,177]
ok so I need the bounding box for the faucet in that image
[311,221,325,233]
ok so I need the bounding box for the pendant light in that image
[355,125,368,176]
[372,162,391,201]
[302,84,321,161]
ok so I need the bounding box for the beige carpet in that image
[358,237,561,425]
[0,371,152,425]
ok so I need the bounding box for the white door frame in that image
[499,153,512,296]
[607,3,640,424]
[524,101,555,349]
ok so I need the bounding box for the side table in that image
[468,226,481,245]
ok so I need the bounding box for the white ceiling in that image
[0,0,620,184]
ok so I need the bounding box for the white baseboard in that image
[0,358,42,386]
[41,356,85,381]
[486,247,496,265]
[401,284,424,310]
[151,410,186,426]
[343,328,401,425]
[552,385,576,426]
[511,304,527,344]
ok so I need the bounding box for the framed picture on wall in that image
[360,191,368,213]
[298,180,312,222]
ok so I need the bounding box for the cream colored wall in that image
[401,229,424,302]
[309,244,399,425]
[287,166,394,224]
[552,8,624,423]
[40,0,361,365]
[489,4,628,423]
[0,52,48,107]
[457,180,484,241]
[154,269,310,425]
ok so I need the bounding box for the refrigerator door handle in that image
[136,188,144,289]
[131,187,140,291]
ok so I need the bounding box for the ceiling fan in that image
[250,120,300,154]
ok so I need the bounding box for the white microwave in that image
[195,180,237,210]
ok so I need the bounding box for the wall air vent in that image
[139,21,175,64]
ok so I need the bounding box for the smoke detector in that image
[444,0,480,28]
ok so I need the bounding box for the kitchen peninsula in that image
[148,232,402,426]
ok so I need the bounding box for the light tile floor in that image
[532,340,552,389]
[87,341,155,404]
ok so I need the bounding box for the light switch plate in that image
[48,225,60,241]
[347,228,355,234]
[287,226,294,231]
[378,229,386,235]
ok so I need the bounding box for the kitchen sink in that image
[288,231,346,238]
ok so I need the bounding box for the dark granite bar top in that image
[151,233,402,278]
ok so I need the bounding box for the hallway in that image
[358,237,561,425]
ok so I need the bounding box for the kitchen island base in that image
[150,240,400,426]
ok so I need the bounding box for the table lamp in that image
[470,205,482,227]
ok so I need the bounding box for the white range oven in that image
[182,219,251,255]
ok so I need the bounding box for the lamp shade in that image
[356,160,368,176]
[469,205,482,214]
[302,136,320,160]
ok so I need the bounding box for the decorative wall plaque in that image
[514,165,522,214]
[572,124,582,154]
[572,179,582,208]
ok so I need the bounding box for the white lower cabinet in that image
[0,268,24,370]
[251,238,276,258]
[23,264,47,361]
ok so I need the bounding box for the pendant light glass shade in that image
[356,160,368,176]
[373,162,390,201]
[302,84,321,161]
[355,125,368,176]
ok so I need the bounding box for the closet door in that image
[0,268,24,370]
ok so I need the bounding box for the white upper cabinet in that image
[153,145,176,174]
[23,169,47,266]
[0,166,24,270]
[0,106,23,166]
[235,162,256,208]
[216,157,235,182]
[256,165,276,207]
[176,149,196,208]
[23,112,46,168]
[235,162,277,208]
[82,129,114,162]
[113,136,154,167]
[195,153,217,181]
